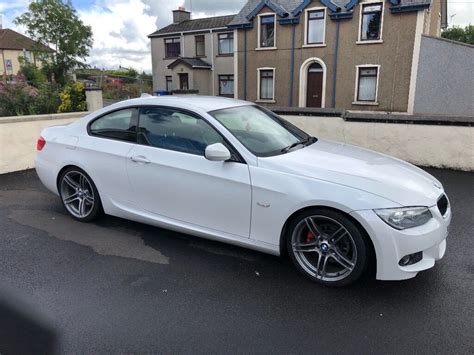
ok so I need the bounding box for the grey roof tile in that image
[167,57,212,69]
[0,28,53,52]
[149,15,236,37]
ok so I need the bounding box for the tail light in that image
[36,136,46,151]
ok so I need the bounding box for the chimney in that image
[440,0,448,30]
[0,14,3,30]
[173,7,191,24]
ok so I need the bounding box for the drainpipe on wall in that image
[331,21,340,108]
[440,0,448,30]
[210,29,215,96]
[289,24,296,107]
[243,29,247,100]
[1,49,6,77]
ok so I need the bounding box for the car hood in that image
[258,139,444,207]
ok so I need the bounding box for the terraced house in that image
[150,1,472,115]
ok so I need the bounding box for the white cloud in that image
[448,2,473,27]
[78,0,158,72]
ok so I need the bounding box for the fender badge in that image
[257,202,270,208]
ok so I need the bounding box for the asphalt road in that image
[0,168,473,354]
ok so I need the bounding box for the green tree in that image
[15,0,93,85]
[18,58,47,88]
[442,25,474,45]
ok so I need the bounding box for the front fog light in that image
[399,252,423,266]
[374,207,432,230]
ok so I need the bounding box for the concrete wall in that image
[0,112,88,174]
[237,1,419,112]
[413,36,474,117]
[1,110,472,174]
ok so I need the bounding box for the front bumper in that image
[350,202,451,280]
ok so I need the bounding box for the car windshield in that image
[209,105,315,157]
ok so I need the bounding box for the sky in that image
[0,0,472,73]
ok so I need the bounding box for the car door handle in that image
[130,155,151,164]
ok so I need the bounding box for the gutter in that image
[390,4,431,13]
[148,27,230,38]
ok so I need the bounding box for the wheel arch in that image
[279,205,377,272]
[56,164,99,196]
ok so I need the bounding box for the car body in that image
[35,96,451,285]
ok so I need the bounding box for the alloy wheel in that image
[291,215,357,282]
[60,170,95,219]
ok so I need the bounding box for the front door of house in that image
[179,73,189,90]
[306,63,323,108]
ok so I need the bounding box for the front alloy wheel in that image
[287,208,369,286]
[59,167,101,222]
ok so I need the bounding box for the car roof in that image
[115,95,253,113]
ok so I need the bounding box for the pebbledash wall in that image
[413,36,474,116]
[0,110,472,175]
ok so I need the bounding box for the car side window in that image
[138,107,224,156]
[89,108,138,142]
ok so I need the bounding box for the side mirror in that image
[205,143,231,162]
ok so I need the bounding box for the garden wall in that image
[0,109,473,174]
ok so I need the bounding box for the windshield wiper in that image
[281,137,316,153]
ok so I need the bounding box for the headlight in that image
[374,207,432,230]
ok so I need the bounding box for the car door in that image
[126,106,252,238]
[84,107,138,206]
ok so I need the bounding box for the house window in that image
[164,37,181,58]
[259,14,275,48]
[165,76,173,91]
[258,69,275,101]
[195,35,205,57]
[306,9,325,45]
[360,3,383,41]
[218,75,234,97]
[356,66,379,102]
[23,50,34,63]
[218,33,233,55]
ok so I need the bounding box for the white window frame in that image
[256,13,277,50]
[218,32,234,55]
[303,7,327,48]
[257,67,276,102]
[357,1,384,45]
[353,64,381,105]
[195,35,206,57]
[164,37,181,58]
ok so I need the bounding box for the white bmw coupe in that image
[36,96,451,286]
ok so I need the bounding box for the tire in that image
[58,166,102,222]
[286,208,369,287]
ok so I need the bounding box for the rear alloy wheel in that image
[287,208,369,286]
[59,167,101,222]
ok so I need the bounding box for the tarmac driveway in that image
[0,168,473,353]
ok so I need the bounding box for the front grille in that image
[437,194,449,217]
